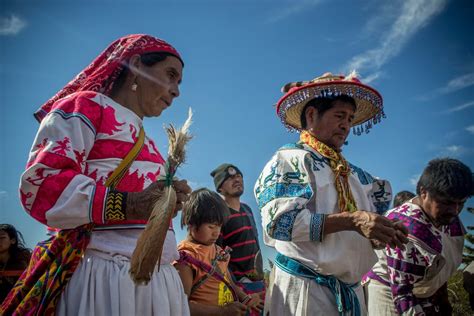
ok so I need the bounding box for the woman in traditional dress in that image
[2,34,191,315]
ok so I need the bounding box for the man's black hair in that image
[416,158,474,200]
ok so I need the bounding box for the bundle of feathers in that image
[130,108,193,285]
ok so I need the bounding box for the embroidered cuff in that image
[310,213,326,242]
[105,190,127,222]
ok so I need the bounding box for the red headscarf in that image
[34,34,182,123]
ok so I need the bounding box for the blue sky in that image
[1,0,473,269]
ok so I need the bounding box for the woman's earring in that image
[131,79,138,92]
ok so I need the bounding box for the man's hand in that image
[352,211,409,249]
[126,179,191,220]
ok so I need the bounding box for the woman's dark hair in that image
[416,158,474,200]
[393,191,415,208]
[300,95,357,129]
[109,52,183,96]
[0,224,30,258]
[181,188,230,229]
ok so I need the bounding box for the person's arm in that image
[174,263,247,316]
[20,93,190,229]
[254,150,407,246]
[386,241,428,316]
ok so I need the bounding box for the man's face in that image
[220,173,244,198]
[307,100,355,151]
[420,189,466,226]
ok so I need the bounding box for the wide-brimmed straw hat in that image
[276,72,385,135]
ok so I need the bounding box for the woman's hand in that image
[126,179,191,220]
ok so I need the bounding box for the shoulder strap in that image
[105,127,145,189]
[178,250,238,300]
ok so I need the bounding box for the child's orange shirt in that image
[177,240,235,306]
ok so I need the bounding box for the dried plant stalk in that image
[130,108,193,285]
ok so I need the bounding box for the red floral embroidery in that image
[98,106,124,135]
[52,137,71,156]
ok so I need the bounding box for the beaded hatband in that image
[277,73,385,135]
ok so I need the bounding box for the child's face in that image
[190,223,222,246]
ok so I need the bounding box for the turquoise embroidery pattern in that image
[349,163,374,185]
[267,206,303,241]
[372,180,392,214]
[310,213,326,241]
[257,183,313,209]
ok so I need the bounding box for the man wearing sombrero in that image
[254,72,408,315]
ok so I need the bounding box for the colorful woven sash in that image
[1,127,145,316]
[275,253,360,316]
[300,131,357,213]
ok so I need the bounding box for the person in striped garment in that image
[210,164,265,299]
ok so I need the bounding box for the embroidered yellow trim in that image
[105,191,127,220]
[300,131,357,213]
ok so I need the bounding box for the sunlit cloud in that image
[409,174,420,187]
[443,100,474,113]
[345,0,447,81]
[0,14,27,36]
[466,125,474,134]
[440,72,474,94]
[418,73,474,101]
[265,0,324,24]
[442,145,466,157]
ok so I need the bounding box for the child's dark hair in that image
[416,158,474,200]
[181,188,230,229]
[393,191,415,208]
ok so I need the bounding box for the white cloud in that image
[466,125,474,134]
[361,71,383,84]
[444,100,474,113]
[441,145,468,157]
[0,14,27,36]
[409,174,420,187]
[440,72,474,94]
[345,0,447,80]
[266,0,323,24]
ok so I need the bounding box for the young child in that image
[175,188,263,316]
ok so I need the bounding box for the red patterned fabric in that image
[34,34,181,122]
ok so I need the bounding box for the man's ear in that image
[305,106,317,127]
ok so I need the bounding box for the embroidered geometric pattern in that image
[349,163,374,185]
[257,183,313,209]
[267,208,300,241]
[373,201,390,214]
[310,213,327,242]
[105,190,127,221]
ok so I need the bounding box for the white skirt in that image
[265,265,367,316]
[366,280,398,315]
[56,250,190,316]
